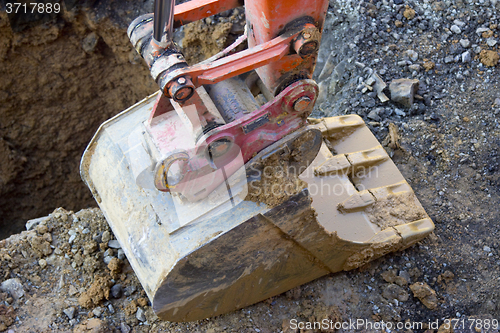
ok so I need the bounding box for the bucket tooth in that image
[394,218,435,247]
[369,180,412,201]
[345,146,388,167]
[338,190,376,211]
[314,154,351,176]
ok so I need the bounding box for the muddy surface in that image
[1,0,500,332]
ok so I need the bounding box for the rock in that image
[476,27,490,35]
[68,285,78,296]
[460,39,470,48]
[381,270,397,283]
[486,38,497,47]
[26,216,50,231]
[444,56,454,64]
[484,245,492,252]
[406,50,418,61]
[494,98,500,107]
[367,109,381,121]
[369,72,389,102]
[108,240,121,249]
[360,97,376,108]
[108,304,115,314]
[479,50,499,67]
[101,231,111,243]
[453,19,465,27]
[437,270,455,284]
[394,275,408,286]
[389,78,419,108]
[450,25,462,34]
[409,64,421,71]
[111,284,122,299]
[317,51,336,82]
[398,270,411,284]
[92,307,102,317]
[120,322,131,333]
[449,43,464,54]
[103,256,114,265]
[117,249,126,260]
[382,283,409,302]
[63,307,76,320]
[35,224,48,235]
[409,282,438,310]
[394,108,406,117]
[39,259,47,269]
[82,32,99,54]
[136,308,146,322]
[0,278,24,300]
[124,285,137,297]
[461,51,471,63]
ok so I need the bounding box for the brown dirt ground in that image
[0,5,157,238]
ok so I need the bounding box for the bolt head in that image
[293,96,312,112]
[177,77,187,84]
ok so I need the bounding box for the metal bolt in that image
[175,87,193,101]
[293,96,312,112]
[177,77,187,84]
[303,32,311,39]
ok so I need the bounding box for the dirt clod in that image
[479,50,499,67]
[409,282,438,310]
[78,276,111,308]
[124,300,138,316]
[403,6,416,20]
[0,304,15,331]
[107,257,122,278]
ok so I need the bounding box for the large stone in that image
[25,216,50,231]
[389,79,419,108]
[0,278,24,300]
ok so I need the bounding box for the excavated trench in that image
[0,1,245,239]
[0,1,159,239]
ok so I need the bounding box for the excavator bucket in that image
[80,91,434,322]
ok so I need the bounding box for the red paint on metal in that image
[245,0,329,92]
[164,31,298,88]
[173,0,243,28]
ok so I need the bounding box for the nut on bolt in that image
[167,76,195,102]
[294,31,318,58]
[293,96,312,112]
